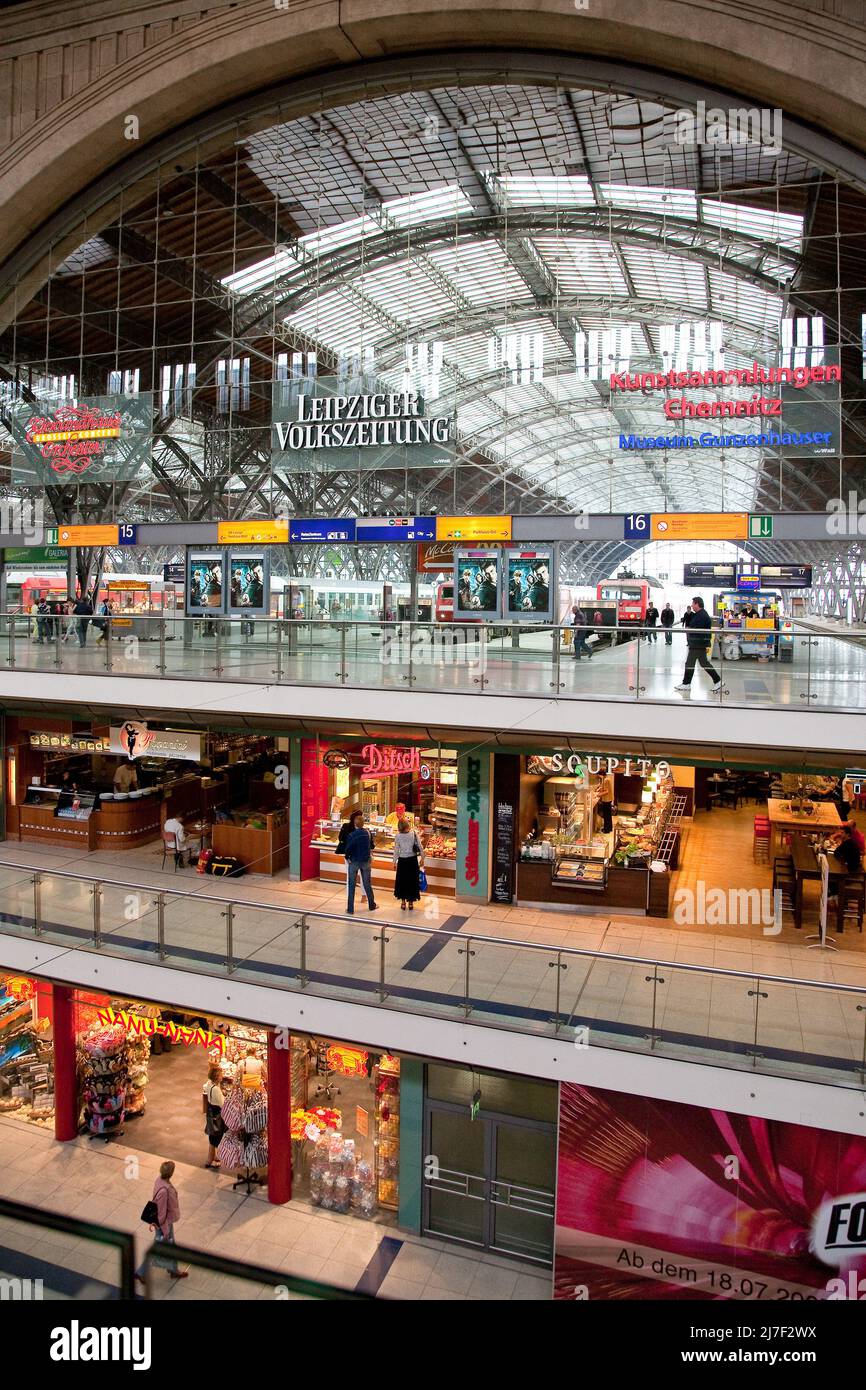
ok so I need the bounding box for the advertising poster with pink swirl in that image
[555,1083,866,1301]
[6,393,152,484]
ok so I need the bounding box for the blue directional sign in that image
[355,516,435,543]
[289,518,356,543]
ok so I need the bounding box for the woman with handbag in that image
[135,1160,187,1283]
[393,817,422,910]
[202,1064,225,1169]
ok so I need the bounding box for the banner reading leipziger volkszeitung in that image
[271,376,454,473]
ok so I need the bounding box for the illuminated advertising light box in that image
[57,525,120,546]
[436,515,512,542]
[355,516,435,543]
[453,549,501,619]
[228,551,269,616]
[217,520,288,544]
[505,548,555,620]
[6,393,153,486]
[186,551,225,615]
[651,513,747,541]
[736,573,762,591]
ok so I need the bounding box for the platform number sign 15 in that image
[624,513,650,540]
[118,524,138,545]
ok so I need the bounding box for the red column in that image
[267,1031,292,1205]
[53,985,79,1142]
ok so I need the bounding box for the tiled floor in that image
[0,806,864,1083]
[0,1114,552,1301]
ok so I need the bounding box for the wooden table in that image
[767,798,841,858]
[788,837,845,929]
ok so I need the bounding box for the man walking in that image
[660,601,675,645]
[570,603,593,660]
[72,593,93,647]
[675,597,727,694]
[345,813,378,914]
[644,601,659,642]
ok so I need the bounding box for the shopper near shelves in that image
[660,602,675,645]
[239,1044,266,1089]
[675,597,727,695]
[203,1064,225,1168]
[393,817,422,910]
[644,602,659,642]
[570,604,592,660]
[345,813,377,914]
[135,1161,187,1283]
[337,808,362,857]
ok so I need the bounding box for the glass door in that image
[425,1107,487,1246]
[491,1121,556,1262]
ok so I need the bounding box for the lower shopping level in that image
[0,971,865,1300]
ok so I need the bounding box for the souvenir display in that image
[0,979,54,1122]
[376,1054,401,1209]
[309,1130,373,1216]
[217,1082,269,1189]
[78,1021,128,1140]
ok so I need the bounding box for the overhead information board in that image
[355,516,435,542]
[650,513,748,541]
[436,515,512,542]
[217,520,289,544]
[57,525,120,546]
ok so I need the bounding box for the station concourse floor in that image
[8,624,866,708]
[1,807,865,1086]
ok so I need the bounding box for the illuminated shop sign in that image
[29,732,111,753]
[608,362,840,400]
[527,753,671,778]
[464,755,482,888]
[96,1007,225,1053]
[109,721,202,762]
[6,393,152,485]
[360,744,420,779]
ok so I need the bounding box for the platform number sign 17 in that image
[624,513,650,540]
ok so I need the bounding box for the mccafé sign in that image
[527,753,671,778]
[360,743,420,779]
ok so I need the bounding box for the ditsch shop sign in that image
[464,755,482,887]
[360,744,420,779]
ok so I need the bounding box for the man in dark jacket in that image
[675,597,726,694]
[73,595,93,647]
[644,602,659,642]
[570,604,592,660]
[660,602,675,645]
[344,814,378,914]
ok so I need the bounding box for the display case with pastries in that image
[314,818,456,896]
[552,854,607,889]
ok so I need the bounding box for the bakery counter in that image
[16,792,163,851]
[516,860,670,916]
[315,844,456,898]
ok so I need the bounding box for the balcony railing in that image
[1,613,863,710]
[0,858,863,1089]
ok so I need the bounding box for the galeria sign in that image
[360,743,420,779]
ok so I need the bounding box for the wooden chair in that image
[836,876,865,934]
[161,833,185,871]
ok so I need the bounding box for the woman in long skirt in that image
[393,817,422,909]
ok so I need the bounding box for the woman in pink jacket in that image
[136,1160,188,1283]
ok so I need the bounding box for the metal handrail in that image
[2,856,864,998]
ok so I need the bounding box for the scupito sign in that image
[360,744,420,779]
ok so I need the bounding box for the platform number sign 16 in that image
[624,513,650,540]
[118,524,138,545]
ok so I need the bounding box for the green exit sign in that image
[470,1089,482,1121]
[749,515,773,539]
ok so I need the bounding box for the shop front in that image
[301,739,457,897]
[513,751,686,916]
[3,718,289,872]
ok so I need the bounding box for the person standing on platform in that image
[644,602,659,642]
[345,814,378,914]
[675,597,727,695]
[202,1064,225,1168]
[570,604,593,660]
[660,601,675,645]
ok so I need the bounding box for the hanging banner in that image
[554,1082,866,1300]
[491,754,519,904]
[457,749,491,900]
[6,393,152,485]
[272,378,453,473]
